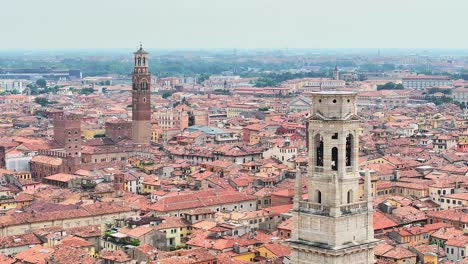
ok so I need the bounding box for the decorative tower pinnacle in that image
[293,168,302,211]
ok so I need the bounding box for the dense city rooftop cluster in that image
[0,48,467,264]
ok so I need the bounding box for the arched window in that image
[143,57,146,65]
[315,134,323,167]
[138,57,141,66]
[346,134,353,166]
[331,147,338,171]
[347,189,353,204]
[315,190,322,204]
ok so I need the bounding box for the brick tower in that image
[53,113,82,173]
[132,44,152,145]
[288,91,378,264]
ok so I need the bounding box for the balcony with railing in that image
[314,166,324,173]
[298,201,330,216]
[313,166,354,175]
[339,201,368,215]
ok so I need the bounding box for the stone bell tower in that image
[288,91,378,264]
[132,44,152,146]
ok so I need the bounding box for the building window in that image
[316,190,322,204]
[347,189,353,204]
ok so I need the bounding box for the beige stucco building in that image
[0,202,137,237]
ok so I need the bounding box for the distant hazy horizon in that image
[1,0,467,50]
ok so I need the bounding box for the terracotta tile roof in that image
[395,222,453,237]
[44,173,76,182]
[277,218,293,231]
[446,236,468,247]
[135,243,158,257]
[0,202,135,227]
[0,254,15,264]
[14,245,54,264]
[0,233,42,249]
[186,230,259,251]
[374,242,395,256]
[66,225,101,238]
[413,244,446,257]
[101,250,132,262]
[373,211,398,230]
[262,242,291,257]
[149,189,256,212]
[391,206,426,223]
[153,217,191,230]
[430,227,465,240]
[427,207,468,223]
[59,236,94,248]
[191,220,217,231]
[31,155,63,166]
[46,246,99,264]
[381,245,416,260]
[443,192,468,201]
[156,248,216,264]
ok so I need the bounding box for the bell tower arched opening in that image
[315,134,323,167]
[331,147,338,171]
[346,134,353,167]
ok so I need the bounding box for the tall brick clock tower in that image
[132,44,151,145]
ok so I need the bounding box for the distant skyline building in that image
[402,75,452,90]
[0,67,81,80]
[131,44,152,145]
[288,91,378,264]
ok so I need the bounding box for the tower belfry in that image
[288,91,378,264]
[132,44,151,145]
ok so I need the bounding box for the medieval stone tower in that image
[53,112,82,173]
[289,91,378,264]
[132,44,152,145]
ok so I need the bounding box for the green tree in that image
[213,89,231,95]
[253,77,276,87]
[36,78,47,88]
[377,82,404,91]
[197,74,210,84]
[162,91,173,99]
[34,97,49,106]
[79,87,95,95]
[428,88,452,95]
[49,86,60,94]
[34,97,57,107]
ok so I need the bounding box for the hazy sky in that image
[1,0,467,49]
